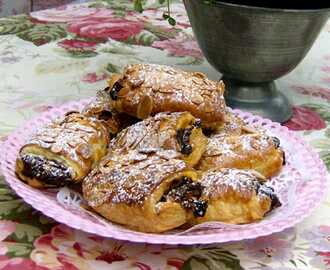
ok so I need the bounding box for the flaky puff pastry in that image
[83,150,205,233]
[190,169,281,225]
[107,64,226,126]
[16,112,110,188]
[110,112,208,167]
[82,87,138,136]
[197,129,284,178]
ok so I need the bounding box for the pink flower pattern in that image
[30,224,187,270]
[283,106,326,131]
[243,229,294,262]
[67,18,143,41]
[152,34,203,59]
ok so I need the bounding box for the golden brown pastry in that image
[107,64,226,126]
[82,87,138,136]
[190,169,281,225]
[16,112,110,188]
[83,150,206,233]
[110,112,208,167]
[197,131,284,178]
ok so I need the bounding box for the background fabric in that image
[0,1,330,269]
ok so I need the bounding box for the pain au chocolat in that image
[82,150,206,233]
[107,64,226,127]
[82,87,138,136]
[16,112,110,188]
[110,112,208,167]
[198,112,284,178]
[190,169,281,225]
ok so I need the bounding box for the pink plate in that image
[1,99,328,245]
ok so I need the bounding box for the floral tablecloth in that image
[0,1,330,269]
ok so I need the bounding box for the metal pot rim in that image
[196,0,330,13]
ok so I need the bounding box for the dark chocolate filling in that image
[160,176,208,217]
[256,184,281,211]
[282,151,286,165]
[109,81,123,100]
[271,136,281,149]
[193,119,202,128]
[97,110,113,121]
[21,154,73,187]
[176,120,202,155]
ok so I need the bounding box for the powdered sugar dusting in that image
[200,169,264,200]
[83,150,186,207]
[110,64,226,123]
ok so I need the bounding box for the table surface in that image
[0,1,330,269]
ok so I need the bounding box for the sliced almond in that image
[158,87,174,94]
[242,125,258,134]
[137,95,153,119]
[193,72,206,79]
[250,170,267,182]
[191,93,204,105]
[76,143,92,159]
[51,143,62,153]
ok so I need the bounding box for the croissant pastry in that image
[190,169,281,225]
[197,131,284,178]
[82,87,138,136]
[107,64,226,127]
[110,112,208,167]
[83,150,205,233]
[16,112,110,188]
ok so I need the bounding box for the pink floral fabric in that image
[0,1,330,270]
[283,106,326,131]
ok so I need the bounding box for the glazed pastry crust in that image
[83,150,199,233]
[198,125,284,178]
[191,169,279,225]
[107,64,226,125]
[110,112,208,167]
[16,112,110,188]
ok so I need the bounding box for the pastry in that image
[107,64,226,126]
[16,112,110,188]
[83,150,206,233]
[197,131,284,178]
[190,169,281,225]
[82,87,138,136]
[110,112,208,167]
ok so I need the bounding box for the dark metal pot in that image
[184,0,330,122]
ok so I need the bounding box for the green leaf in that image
[319,150,330,170]
[302,103,330,123]
[168,17,176,26]
[127,30,160,46]
[13,224,42,243]
[105,63,121,73]
[17,24,67,46]
[134,0,143,12]
[182,247,244,270]
[325,128,330,138]
[0,15,33,35]
[6,242,33,258]
[159,0,166,4]
[0,200,31,218]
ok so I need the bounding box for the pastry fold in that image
[107,64,226,126]
[198,129,284,178]
[190,169,281,225]
[16,112,110,188]
[110,112,208,167]
[83,150,204,233]
[82,87,138,136]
